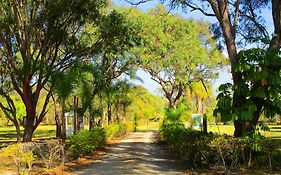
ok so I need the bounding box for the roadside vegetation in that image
[1,0,281,175]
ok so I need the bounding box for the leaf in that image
[261,78,268,86]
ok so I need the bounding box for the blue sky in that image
[112,0,274,95]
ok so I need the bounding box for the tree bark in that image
[209,1,247,137]
[270,0,281,50]
[235,1,281,136]
[15,123,21,143]
[177,0,280,137]
[23,108,36,142]
[89,117,95,130]
[107,103,112,125]
[61,102,66,142]
[166,93,176,109]
[73,96,77,133]
[116,100,120,123]
[51,95,61,138]
[123,104,127,122]
[201,99,207,133]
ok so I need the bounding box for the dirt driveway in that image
[74,131,185,175]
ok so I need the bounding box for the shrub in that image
[33,141,64,169]
[68,122,133,159]
[104,122,133,139]
[0,143,35,175]
[211,135,242,173]
[68,128,106,158]
[160,122,281,171]
[125,122,135,133]
[160,123,217,168]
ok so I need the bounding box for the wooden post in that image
[76,97,80,131]
[73,96,77,133]
[61,102,66,142]
[202,99,207,133]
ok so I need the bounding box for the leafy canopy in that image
[214,49,281,122]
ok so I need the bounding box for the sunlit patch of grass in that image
[208,124,281,139]
[0,125,56,142]
[208,125,234,135]
[137,122,160,131]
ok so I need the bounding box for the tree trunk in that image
[73,96,77,133]
[166,94,176,109]
[52,95,61,138]
[101,111,105,127]
[89,117,95,130]
[211,2,245,137]
[116,101,120,123]
[23,109,36,142]
[108,103,112,125]
[270,0,281,50]
[123,105,127,122]
[61,102,66,142]
[15,122,21,143]
[55,113,62,138]
[234,0,281,136]
[201,99,207,133]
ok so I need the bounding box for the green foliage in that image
[104,122,134,139]
[118,5,223,107]
[160,123,217,168]
[68,128,106,158]
[164,100,190,124]
[127,86,166,125]
[214,49,281,123]
[0,93,26,121]
[160,123,281,170]
[68,122,134,159]
[0,0,140,141]
[0,143,35,175]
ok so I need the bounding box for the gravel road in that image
[74,131,186,175]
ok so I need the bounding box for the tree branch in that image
[233,0,241,35]
[182,2,216,17]
[124,0,153,6]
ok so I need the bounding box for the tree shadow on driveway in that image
[74,131,186,175]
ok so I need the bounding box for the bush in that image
[68,122,133,159]
[68,128,106,158]
[160,123,217,168]
[211,135,242,173]
[104,122,133,139]
[0,143,35,175]
[33,141,64,169]
[160,123,281,171]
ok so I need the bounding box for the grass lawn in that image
[208,124,235,135]
[136,122,159,131]
[1,123,281,142]
[208,124,281,139]
[0,125,56,142]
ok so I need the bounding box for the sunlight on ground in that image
[0,125,56,142]
[208,125,234,135]
[137,122,160,131]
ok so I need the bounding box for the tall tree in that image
[122,5,223,108]
[0,0,108,142]
[127,86,166,126]
[77,10,140,128]
[163,0,281,136]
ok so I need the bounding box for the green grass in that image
[0,125,56,142]
[208,124,234,135]
[1,123,281,142]
[208,124,281,139]
[136,122,159,131]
